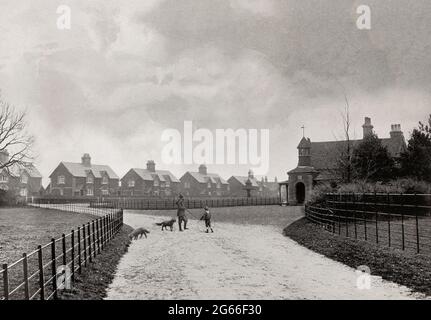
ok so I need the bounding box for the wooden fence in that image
[0,208,123,300]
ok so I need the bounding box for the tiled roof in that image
[130,168,180,183]
[229,176,260,187]
[187,172,229,185]
[59,162,119,179]
[309,136,406,171]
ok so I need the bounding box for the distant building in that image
[286,117,407,205]
[180,164,229,197]
[120,160,180,197]
[48,153,119,197]
[0,150,42,200]
[228,170,279,197]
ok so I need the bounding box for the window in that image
[297,175,303,181]
[128,180,135,187]
[58,175,65,184]
[184,181,190,189]
[20,188,27,197]
[86,175,94,184]
[216,181,221,189]
[60,189,64,196]
[0,175,8,183]
[153,179,159,187]
[165,179,170,187]
[21,175,28,184]
[87,188,94,196]
[227,185,230,191]
[102,176,108,185]
[207,181,211,189]
[102,189,109,195]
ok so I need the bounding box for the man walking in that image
[176,194,188,231]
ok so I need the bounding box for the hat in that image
[204,206,209,210]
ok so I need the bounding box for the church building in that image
[285,117,407,205]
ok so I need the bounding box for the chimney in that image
[390,124,403,139]
[198,164,207,175]
[248,169,254,179]
[362,117,374,138]
[81,153,91,167]
[146,160,156,172]
[0,150,9,165]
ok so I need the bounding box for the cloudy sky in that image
[1,0,431,185]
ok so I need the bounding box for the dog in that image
[155,218,176,231]
[129,227,150,240]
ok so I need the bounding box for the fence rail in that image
[34,196,281,210]
[0,207,124,300]
[305,193,431,255]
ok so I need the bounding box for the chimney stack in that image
[390,124,403,139]
[0,150,9,165]
[198,164,207,175]
[362,117,374,138]
[146,160,156,172]
[81,153,91,167]
[248,169,254,179]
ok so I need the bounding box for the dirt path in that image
[105,212,422,300]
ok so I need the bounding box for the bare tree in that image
[0,94,34,171]
[327,93,355,184]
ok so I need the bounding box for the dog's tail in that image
[155,222,163,226]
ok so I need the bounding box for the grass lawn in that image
[0,207,94,265]
[125,205,304,228]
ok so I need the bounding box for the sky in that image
[1,0,431,186]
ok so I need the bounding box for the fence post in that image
[62,234,67,267]
[96,219,101,254]
[51,238,58,300]
[362,193,367,241]
[82,224,87,266]
[387,193,391,247]
[71,230,75,282]
[401,193,405,251]
[87,223,92,263]
[37,245,45,300]
[353,194,357,239]
[77,227,82,274]
[23,253,30,299]
[2,264,8,300]
[92,221,96,258]
[415,193,420,253]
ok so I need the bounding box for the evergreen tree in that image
[400,115,431,182]
[352,133,395,181]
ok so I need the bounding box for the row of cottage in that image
[0,151,279,199]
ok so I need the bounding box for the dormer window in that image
[102,176,108,185]
[207,181,211,189]
[165,179,170,187]
[86,175,94,184]
[21,174,28,184]
[153,178,159,187]
[0,175,8,183]
[128,180,135,187]
[216,181,221,189]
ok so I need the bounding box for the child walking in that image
[200,206,213,233]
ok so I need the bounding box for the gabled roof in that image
[129,168,180,183]
[1,162,42,178]
[308,136,406,171]
[55,162,119,179]
[229,176,259,187]
[186,172,229,185]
